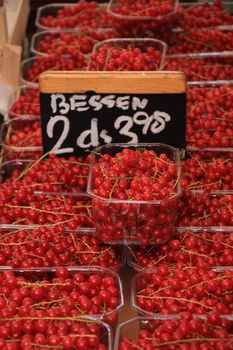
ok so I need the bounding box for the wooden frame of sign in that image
[39,71,186,157]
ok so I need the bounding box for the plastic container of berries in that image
[30,30,90,62]
[127,226,233,271]
[0,161,94,229]
[87,143,181,246]
[166,27,233,57]
[114,315,233,350]
[0,225,125,270]
[177,191,233,228]
[186,82,233,148]
[0,268,113,348]
[107,0,179,22]
[35,3,113,31]
[21,55,88,86]
[0,156,91,196]
[30,29,117,57]
[0,115,42,160]
[182,148,233,192]
[178,1,233,30]
[0,187,94,229]
[88,38,167,71]
[8,85,40,119]
[164,53,233,83]
[0,266,124,330]
[131,266,233,317]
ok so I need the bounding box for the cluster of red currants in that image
[109,0,175,18]
[0,189,94,231]
[128,228,233,271]
[181,150,233,192]
[0,268,119,349]
[34,30,117,57]
[0,227,122,270]
[177,1,233,30]
[186,85,233,148]
[165,56,233,82]
[3,119,42,160]
[9,88,40,119]
[119,312,233,350]
[0,157,94,228]
[38,1,114,30]
[165,28,233,55]
[89,44,163,71]
[2,0,233,348]
[23,56,88,84]
[134,266,233,315]
[0,319,109,350]
[1,154,89,194]
[177,191,233,227]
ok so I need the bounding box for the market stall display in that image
[0,0,233,348]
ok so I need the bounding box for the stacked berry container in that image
[107,0,180,36]
[181,148,233,192]
[35,2,114,31]
[30,29,118,57]
[87,143,181,245]
[8,85,40,119]
[127,227,233,271]
[0,157,89,195]
[0,225,125,271]
[186,82,233,148]
[177,1,233,30]
[132,266,233,316]
[20,55,89,86]
[114,315,233,349]
[165,27,233,56]
[88,38,167,71]
[0,116,42,160]
[164,54,233,83]
[0,268,114,349]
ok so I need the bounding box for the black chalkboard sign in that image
[39,71,186,156]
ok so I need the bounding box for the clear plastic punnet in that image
[107,0,179,21]
[7,85,40,119]
[177,1,233,30]
[0,156,90,196]
[21,55,88,86]
[132,266,233,317]
[182,148,233,192]
[0,225,125,271]
[166,27,233,57]
[0,115,42,160]
[35,3,75,30]
[127,226,233,271]
[30,29,118,57]
[88,38,167,71]
[0,185,94,229]
[87,143,181,245]
[0,267,123,329]
[0,268,114,348]
[177,191,233,228]
[114,315,233,350]
[21,57,41,87]
[164,53,233,83]
[35,3,113,31]
[186,81,233,148]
